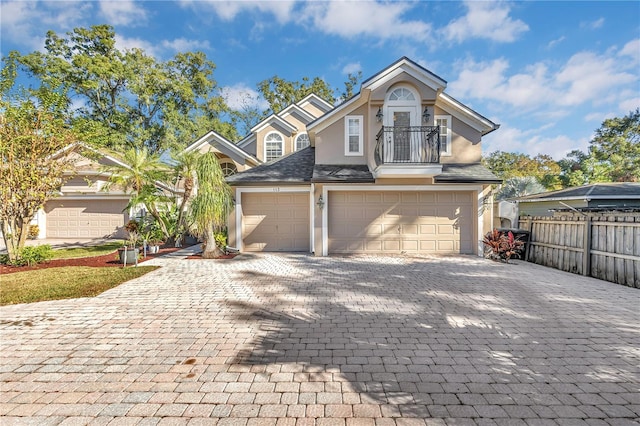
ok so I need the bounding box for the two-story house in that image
[226,57,501,256]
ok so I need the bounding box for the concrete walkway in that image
[1,251,639,425]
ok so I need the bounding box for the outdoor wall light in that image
[376,107,383,122]
[317,195,325,210]
[422,106,430,123]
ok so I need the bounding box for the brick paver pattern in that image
[1,250,639,426]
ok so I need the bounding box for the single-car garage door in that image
[242,192,310,252]
[45,199,129,239]
[329,191,474,254]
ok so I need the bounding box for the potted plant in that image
[145,228,164,254]
[118,220,141,264]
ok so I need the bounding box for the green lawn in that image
[0,266,158,305]
[51,241,124,259]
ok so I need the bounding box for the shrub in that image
[483,229,524,263]
[28,225,40,239]
[214,231,227,251]
[1,245,54,266]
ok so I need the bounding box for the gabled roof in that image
[226,147,315,186]
[516,183,640,202]
[307,56,499,135]
[250,113,298,134]
[297,93,334,113]
[184,130,260,165]
[279,103,317,124]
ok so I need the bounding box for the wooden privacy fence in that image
[518,214,640,288]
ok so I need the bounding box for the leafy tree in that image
[483,151,562,190]
[0,65,77,262]
[101,147,173,239]
[495,176,546,200]
[340,71,363,102]
[14,25,233,153]
[257,75,335,115]
[589,109,640,182]
[190,152,233,258]
[170,150,201,244]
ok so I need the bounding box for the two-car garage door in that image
[328,191,474,254]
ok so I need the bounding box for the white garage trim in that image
[321,184,483,256]
[235,186,313,252]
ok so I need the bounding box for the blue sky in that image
[1,1,639,160]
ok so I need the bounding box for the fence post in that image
[524,217,534,262]
[582,215,592,276]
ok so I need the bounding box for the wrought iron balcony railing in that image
[375,126,440,166]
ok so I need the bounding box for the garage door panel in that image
[329,190,473,255]
[241,192,309,252]
[46,199,128,239]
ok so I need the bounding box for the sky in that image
[1,0,639,160]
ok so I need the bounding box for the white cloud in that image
[302,1,431,41]
[99,0,148,27]
[581,17,605,30]
[555,51,636,106]
[0,1,91,51]
[181,0,296,24]
[221,84,269,111]
[450,42,638,112]
[115,35,159,56]
[483,125,588,159]
[443,1,528,43]
[342,62,361,75]
[619,38,640,61]
[619,97,640,113]
[161,38,211,52]
[547,36,565,49]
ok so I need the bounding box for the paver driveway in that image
[1,250,639,426]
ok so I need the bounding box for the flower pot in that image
[147,245,160,254]
[118,248,139,264]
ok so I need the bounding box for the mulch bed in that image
[0,247,182,275]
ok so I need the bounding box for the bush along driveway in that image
[1,251,639,424]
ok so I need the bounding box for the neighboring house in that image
[31,146,135,239]
[511,182,640,218]
[226,57,501,256]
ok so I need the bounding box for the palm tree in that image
[495,176,546,200]
[190,152,233,258]
[103,147,172,238]
[170,150,201,245]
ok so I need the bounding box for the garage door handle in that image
[398,226,401,233]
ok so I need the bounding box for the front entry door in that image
[385,106,418,163]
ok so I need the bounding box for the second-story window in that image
[344,115,363,156]
[435,115,452,156]
[264,132,284,162]
[295,133,310,151]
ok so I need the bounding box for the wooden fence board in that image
[518,213,640,288]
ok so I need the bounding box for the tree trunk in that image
[1,215,30,263]
[201,226,224,259]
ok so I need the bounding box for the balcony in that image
[373,126,443,178]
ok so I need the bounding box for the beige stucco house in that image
[31,147,135,239]
[226,57,501,256]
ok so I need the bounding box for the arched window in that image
[220,161,238,177]
[264,132,284,162]
[295,133,310,151]
[388,87,416,101]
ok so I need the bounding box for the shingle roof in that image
[517,182,640,201]
[434,163,502,184]
[312,165,374,183]
[225,147,315,185]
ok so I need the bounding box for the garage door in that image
[328,191,474,254]
[45,199,129,239]
[242,192,310,252]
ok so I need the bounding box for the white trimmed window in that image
[435,115,452,156]
[295,133,310,151]
[264,131,284,162]
[344,115,363,156]
[220,161,238,177]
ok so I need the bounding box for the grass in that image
[51,241,124,259]
[0,266,159,306]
